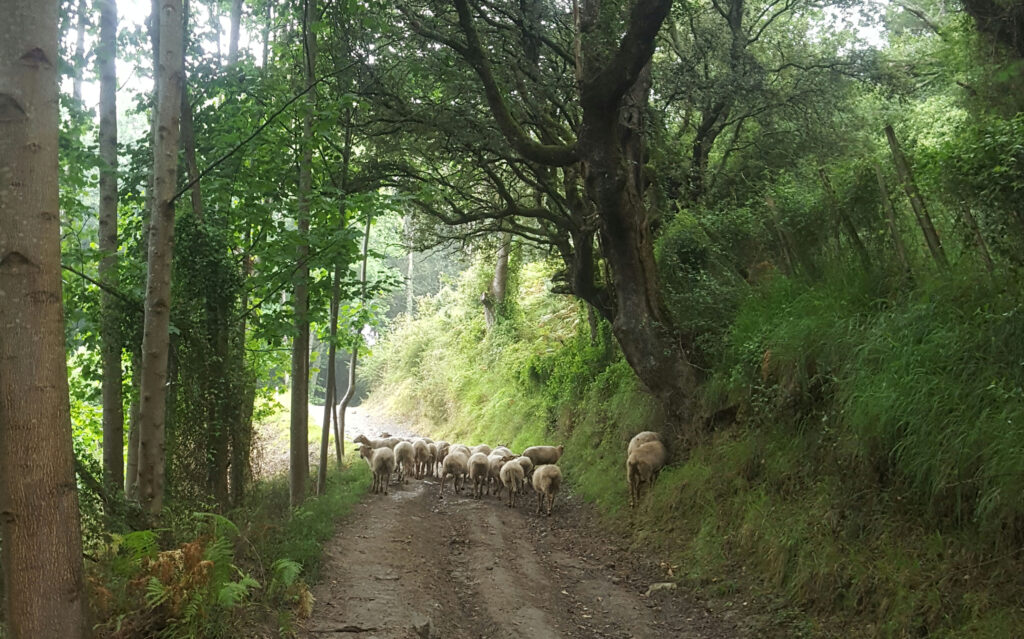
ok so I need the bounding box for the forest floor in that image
[295,411,802,639]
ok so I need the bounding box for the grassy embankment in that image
[364,260,1024,638]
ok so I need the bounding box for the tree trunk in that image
[819,168,871,270]
[261,0,271,70]
[885,124,949,271]
[229,0,243,65]
[959,205,995,273]
[577,49,697,424]
[315,294,338,494]
[98,0,123,496]
[125,355,141,498]
[404,212,415,315]
[874,163,913,277]
[483,232,511,329]
[230,226,255,506]
[290,0,317,507]
[337,214,374,458]
[0,2,87,634]
[180,89,203,220]
[137,0,184,514]
[73,0,87,102]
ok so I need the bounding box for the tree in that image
[384,0,697,424]
[291,0,318,507]
[97,0,123,496]
[137,0,185,513]
[0,1,87,634]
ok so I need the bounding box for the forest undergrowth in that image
[364,259,1024,638]
[79,406,370,638]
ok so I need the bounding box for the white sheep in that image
[433,441,450,476]
[413,439,430,479]
[515,455,535,489]
[470,444,493,456]
[627,431,664,456]
[499,459,525,508]
[426,443,438,478]
[439,450,469,498]
[522,444,564,466]
[532,464,562,516]
[393,441,416,484]
[627,439,667,508]
[486,454,506,497]
[468,452,490,499]
[359,444,396,495]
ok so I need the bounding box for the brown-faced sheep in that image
[532,464,562,516]
[627,439,667,508]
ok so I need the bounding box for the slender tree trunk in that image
[404,212,415,315]
[0,2,87,634]
[959,205,995,273]
[230,226,255,505]
[98,0,123,495]
[885,124,949,271]
[229,0,243,65]
[337,214,374,458]
[125,355,141,497]
[137,0,184,514]
[332,392,343,464]
[180,89,203,220]
[874,163,913,276]
[73,0,87,102]
[819,168,871,270]
[261,1,271,70]
[315,292,338,493]
[290,0,317,507]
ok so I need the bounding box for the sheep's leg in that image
[439,473,446,499]
[536,491,543,515]
[546,493,554,516]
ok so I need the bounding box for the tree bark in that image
[125,355,141,498]
[229,0,244,65]
[137,0,184,513]
[404,212,415,315]
[290,0,317,507]
[874,163,913,277]
[230,225,255,506]
[885,124,949,271]
[483,232,511,329]
[97,0,124,496]
[73,0,88,102]
[0,2,87,634]
[959,205,995,273]
[337,214,374,459]
[819,168,871,270]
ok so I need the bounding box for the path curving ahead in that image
[299,472,748,639]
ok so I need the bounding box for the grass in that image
[362,257,1024,638]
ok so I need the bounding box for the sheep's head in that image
[358,444,373,459]
[353,434,369,445]
[556,445,565,456]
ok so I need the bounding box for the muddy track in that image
[299,472,752,639]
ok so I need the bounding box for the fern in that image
[217,570,260,608]
[145,576,170,608]
[193,511,240,539]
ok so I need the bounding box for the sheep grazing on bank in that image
[439,450,469,498]
[522,444,564,466]
[471,444,493,456]
[627,431,664,456]
[359,444,396,495]
[468,452,491,499]
[499,459,526,508]
[532,464,562,516]
[393,441,416,484]
[627,439,668,508]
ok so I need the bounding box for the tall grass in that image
[364,257,1024,637]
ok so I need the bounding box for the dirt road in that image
[299,472,752,639]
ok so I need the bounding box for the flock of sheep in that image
[355,429,669,514]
